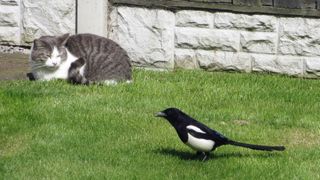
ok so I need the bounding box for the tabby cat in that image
[29,33,132,85]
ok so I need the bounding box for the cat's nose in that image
[52,62,57,66]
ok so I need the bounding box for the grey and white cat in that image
[29,33,132,85]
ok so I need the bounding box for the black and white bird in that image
[155,108,285,161]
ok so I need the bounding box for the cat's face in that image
[30,34,69,70]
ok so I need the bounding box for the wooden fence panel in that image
[274,0,316,9]
[233,0,260,6]
[274,0,303,9]
[304,0,316,9]
[112,0,320,17]
[195,0,232,3]
[261,0,273,6]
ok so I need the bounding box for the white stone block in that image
[305,58,320,77]
[214,12,277,32]
[252,54,303,75]
[277,56,304,76]
[279,17,320,57]
[0,27,20,44]
[176,10,213,28]
[252,54,278,73]
[175,27,239,52]
[21,0,76,44]
[0,6,19,26]
[109,7,175,69]
[196,50,251,72]
[237,53,253,72]
[196,50,215,70]
[174,49,198,69]
[240,32,277,54]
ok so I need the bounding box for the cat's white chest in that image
[35,50,78,80]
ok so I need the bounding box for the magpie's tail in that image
[228,140,285,151]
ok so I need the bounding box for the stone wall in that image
[109,6,320,77]
[0,0,20,45]
[108,7,175,69]
[1,1,320,77]
[0,0,75,46]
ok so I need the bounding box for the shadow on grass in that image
[154,148,282,161]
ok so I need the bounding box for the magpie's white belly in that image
[185,133,215,152]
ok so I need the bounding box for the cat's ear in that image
[58,33,70,46]
[33,39,47,49]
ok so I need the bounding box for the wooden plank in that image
[233,0,260,6]
[207,0,232,2]
[261,0,273,6]
[274,0,315,9]
[111,0,320,17]
[190,0,232,3]
[303,0,316,9]
[274,0,303,9]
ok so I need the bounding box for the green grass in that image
[1,70,320,179]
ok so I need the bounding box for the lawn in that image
[1,70,320,179]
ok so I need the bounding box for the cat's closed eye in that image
[44,55,50,59]
[37,54,50,61]
[35,58,45,62]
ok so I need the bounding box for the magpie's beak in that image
[155,111,166,117]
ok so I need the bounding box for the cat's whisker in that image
[31,65,46,70]
[33,63,43,65]
[31,64,45,68]
[31,62,44,66]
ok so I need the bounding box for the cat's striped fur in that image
[29,33,132,85]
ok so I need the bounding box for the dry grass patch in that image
[0,134,30,157]
[285,129,320,148]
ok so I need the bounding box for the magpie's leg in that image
[201,152,210,162]
[196,151,209,161]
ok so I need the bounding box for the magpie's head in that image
[155,108,184,123]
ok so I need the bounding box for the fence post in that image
[76,0,108,36]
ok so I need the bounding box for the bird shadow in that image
[153,148,282,161]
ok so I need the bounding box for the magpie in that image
[155,108,285,161]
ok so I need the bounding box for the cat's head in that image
[30,34,69,70]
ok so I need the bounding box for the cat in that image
[29,33,132,85]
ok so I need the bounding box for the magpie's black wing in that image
[182,114,230,145]
[186,128,214,140]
